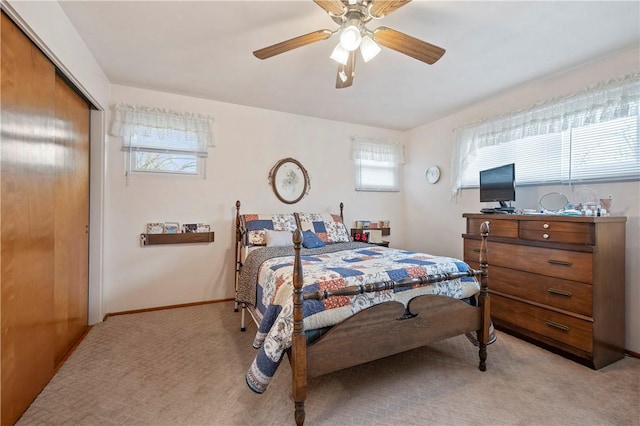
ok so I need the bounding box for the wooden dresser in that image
[462,213,626,369]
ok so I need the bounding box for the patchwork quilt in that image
[242,243,481,394]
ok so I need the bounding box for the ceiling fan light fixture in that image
[339,24,362,51]
[360,35,381,62]
[330,43,349,65]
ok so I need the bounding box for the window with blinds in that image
[352,136,404,192]
[109,104,215,178]
[127,127,202,175]
[460,115,639,187]
[452,74,640,194]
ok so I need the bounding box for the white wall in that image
[404,46,640,353]
[105,85,406,313]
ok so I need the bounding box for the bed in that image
[233,201,491,425]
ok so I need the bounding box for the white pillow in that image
[265,230,294,247]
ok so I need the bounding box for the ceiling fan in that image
[253,0,446,89]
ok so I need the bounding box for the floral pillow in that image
[295,212,350,244]
[240,214,297,246]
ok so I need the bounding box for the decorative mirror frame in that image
[268,158,310,204]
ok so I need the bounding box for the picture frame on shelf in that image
[196,224,210,233]
[182,223,198,233]
[164,222,179,234]
[147,223,164,234]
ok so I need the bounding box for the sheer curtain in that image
[110,103,215,154]
[352,136,405,163]
[352,136,405,192]
[450,73,640,198]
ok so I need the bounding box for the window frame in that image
[110,103,215,179]
[352,136,404,193]
[451,74,640,196]
[459,114,639,189]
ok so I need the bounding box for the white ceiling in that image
[59,1,640,131]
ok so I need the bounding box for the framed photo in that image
[182,223,198,233]
[147,223,164,234]
[164,222,179,234]
[196,224,210,233]
[268,158,310,204]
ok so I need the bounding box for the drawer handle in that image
[472,248,481,253]
[543,223,550,229]
[542,233,550,239]
[548,259,572,267]
[545,320,570,332]
[547,288,572,297]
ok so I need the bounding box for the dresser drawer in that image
[519,220,594,245]
[488,265,592,317]
[467,218,518,238]
[491,294,593,353]
[482,241,592,283]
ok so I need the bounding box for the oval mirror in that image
[539,192,569,212]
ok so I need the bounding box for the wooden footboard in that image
[290,222,490,426]
[306,296,482,378]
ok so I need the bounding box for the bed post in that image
[234,200,241,313]
[235,201,247,332]
[478,221,491,372]
[291,229,307,426]
[339,202,344,221]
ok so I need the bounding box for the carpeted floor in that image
[17,302,640,426]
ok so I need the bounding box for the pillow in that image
[296,213,350,244]
[240,214,297,246]
[302,230,326,249]
[265,230,293,247]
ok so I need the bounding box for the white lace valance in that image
[110,103,215,154]
[450,73,640,197]
[351,136,405,164]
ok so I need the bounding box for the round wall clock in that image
[426,166,441,184]
[268,158,310,204]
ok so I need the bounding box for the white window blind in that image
[110,104,215,177]
[452,73,640,195]
[352,136,404,192]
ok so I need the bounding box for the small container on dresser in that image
[462,213,626,369]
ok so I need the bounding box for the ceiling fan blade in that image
[369,0,412,18]
[336,50,356,89]
[373,26,445,65]
[313,0,346,16]
[253,30,332,60]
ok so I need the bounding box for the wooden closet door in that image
[1,12,57,426]
[53,74,90,366]
[1,12,91,425]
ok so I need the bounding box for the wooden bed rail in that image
[303,269,482,301]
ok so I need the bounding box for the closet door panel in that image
[1,12,57,426]
[53,74,90,365]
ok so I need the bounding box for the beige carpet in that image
[17,302,640,426]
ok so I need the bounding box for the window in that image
[110,104,215,177]
[451,73,640,195]
[460,115,638,187]
[352,136,404,192]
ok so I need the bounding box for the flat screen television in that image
[479,163,515,212]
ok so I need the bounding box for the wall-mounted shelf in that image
[140,232,215,246]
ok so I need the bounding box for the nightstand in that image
[350,228,390,247]
[369,241,389,247]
